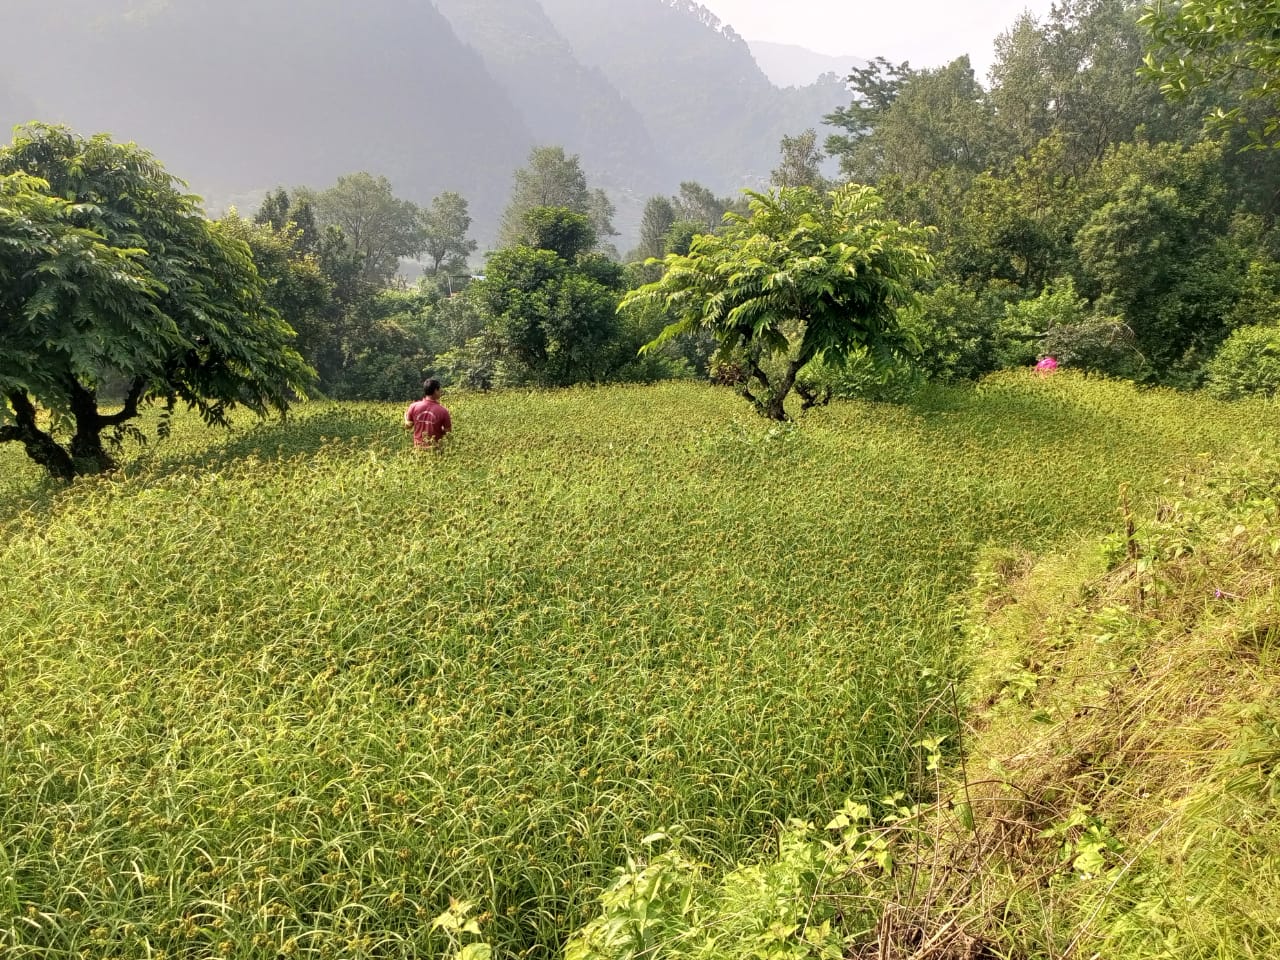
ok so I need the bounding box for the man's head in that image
[423,378,442,399]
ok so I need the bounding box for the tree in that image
[520,207,597,260]
[824,57,914,182]
[331,288,439,400]
[475,206,624,386]
[303,173,425,285]
[826,57,995,185]
[634,196,677,261]
[663,220,706,257]
[1073,139,1243,380]
[255,187,292,231]
[421,191,477,277]
[771,129,829,190]
[254,189,321,254]
[588,188,620,255]
[499,146,610,247]
[982,1,1209,175]
[946,135,1092,292]
[1141,0,1280,145]
[672,181,737,229]
[221,211,342,389]
[622,185,933,420]
[288,198,322,255]
[0,125,313,479]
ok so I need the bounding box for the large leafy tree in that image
[826,57,995,184]
[498,146,616,250]
[988,0,1191,173]
[672,180,740,229]
[420,191,477,277]
[824,57,914,182]
[623,185,933,420]
[1141,0,1280,145]
[301,173,425,286]
[1074,138,1243,380]
[476,207,624,386]
[221,211,343,389]
[0,124,313,479]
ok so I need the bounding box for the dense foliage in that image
[624,185,932,419]
[1141,0,1280,145]
[0,125,313,479]
[811,0,1280,389]
[226,1,1280,407]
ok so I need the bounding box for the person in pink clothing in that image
[403,378,453,448]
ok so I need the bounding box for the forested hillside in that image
[1,0,532,240]
[539,0,848,188]
[0,0,847,247]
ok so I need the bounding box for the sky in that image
[696,0,1059,78]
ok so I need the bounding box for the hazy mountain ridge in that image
[749,41,868,89]
[538,0,849,191]
[431,0,669,194]
[1,0,533,244]
[1,0,851,249]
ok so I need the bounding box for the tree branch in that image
[3,390,77,480]
[7,390,39,429]
[99,377,147,427]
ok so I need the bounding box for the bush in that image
[999,278,1090,369]
[1224,258,1280,329]
[797,348,922,405]
[1204,324,1280,399]
[899,283,1002,381]
[1040,316,1143,379]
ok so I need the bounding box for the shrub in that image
[1040,316,1143,378]
[1204,323,1280,399]
[797,348,921,405]
[999,278,1090,369]
[899,283,1002,381]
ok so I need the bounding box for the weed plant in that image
[0,375,1275,958]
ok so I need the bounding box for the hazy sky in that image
[697,0,1058,77]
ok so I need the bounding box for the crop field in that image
[1,375,1277,959]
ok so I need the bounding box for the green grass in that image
[0,375,1275,959]
[948,449,1280,959]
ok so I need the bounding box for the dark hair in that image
[423,378,442,397]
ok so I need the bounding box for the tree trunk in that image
[762,359,804,422]
[67,380,117,474]
[0,379,146,480]
[1,392,76,480]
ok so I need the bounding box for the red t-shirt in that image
[405,397,452,447]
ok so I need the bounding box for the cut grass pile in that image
[0,375,1275,958]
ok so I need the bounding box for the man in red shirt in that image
[403,378,453,448]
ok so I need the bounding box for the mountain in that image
[0,0,855,250]
[431,0,668,193]
[0,0,533,243]
[749,41,867,89]
[538,0,849,191]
